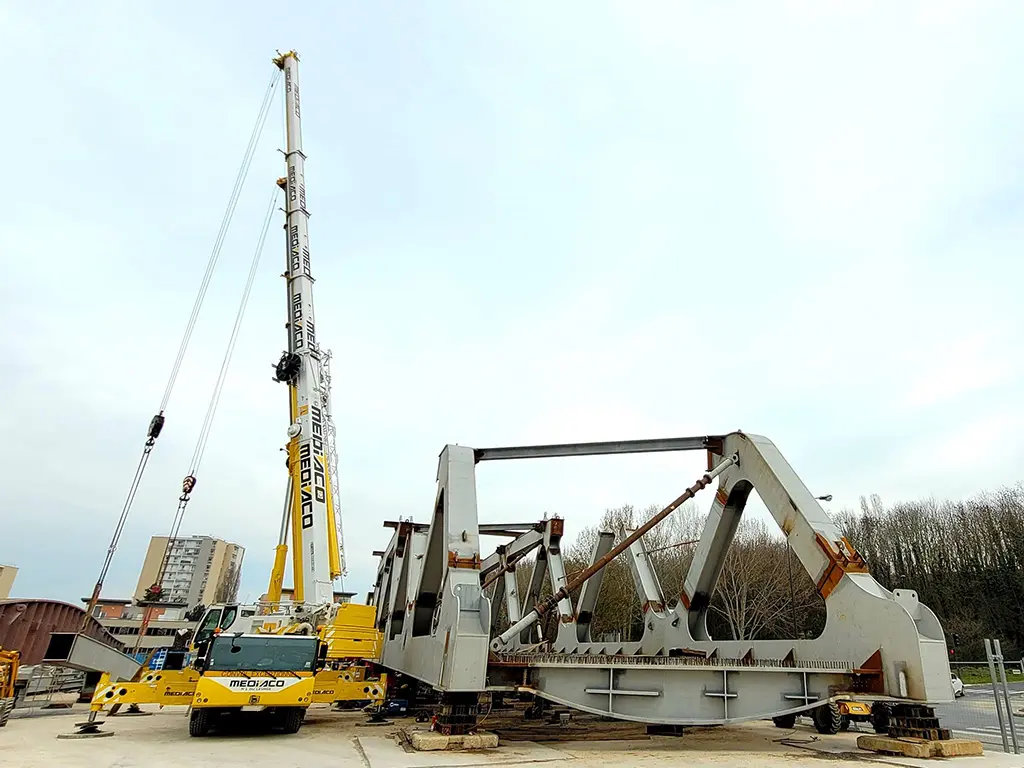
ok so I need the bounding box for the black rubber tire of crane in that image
[772,713,797,729]
[812,703,843,735]
[839,715,851,731]
[280,708,303,734]
[0,697,13,728]
[871,702,892,734]
[189,708,211,737]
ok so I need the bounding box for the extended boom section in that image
[271,51,339,608]
[370,431,952,726]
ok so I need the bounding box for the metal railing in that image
[951,659,1024,675]
[933,638,1022,754]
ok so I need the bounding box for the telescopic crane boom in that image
[269,50,343,609]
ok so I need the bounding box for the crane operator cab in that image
[188,632,328,737]
[190,604,257,650]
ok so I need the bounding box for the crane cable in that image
[135,189,279,648]
[85,68,282,622]
[172,188,280,537]
[147,188,281,608]
[159,69,282,413]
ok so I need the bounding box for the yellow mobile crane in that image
[82,51,385,737]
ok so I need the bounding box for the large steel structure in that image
[369,432,953,725]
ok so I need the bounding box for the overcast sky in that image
[2,2,1022,607]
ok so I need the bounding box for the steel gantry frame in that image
[368,432,953,725]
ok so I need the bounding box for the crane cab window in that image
[220,605,239,632]
[193,608,222,646]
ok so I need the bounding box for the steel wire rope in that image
[159,69,282,412]
[85,71,282,620]
[192,188,280,477]
[156,188,281,593]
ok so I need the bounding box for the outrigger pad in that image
[57,720,115,739]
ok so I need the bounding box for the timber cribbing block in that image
[934,739,986,757]
[406,729,499,751]
[857,734,984,758]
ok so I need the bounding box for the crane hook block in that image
[273,352,302,384]
[182,475,197,495]
[148,413,166,440]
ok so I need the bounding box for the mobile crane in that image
[81,51,386,738]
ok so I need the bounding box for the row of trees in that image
[510,484,1024,661]
[834,487,1024,661]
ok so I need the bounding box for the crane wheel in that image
[772,714,797,729]
[0,697,13,728]
[189,709,211,737]
[812,703,843,735]
[280,708,303,734]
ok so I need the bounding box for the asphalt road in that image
[932,683,1024,752]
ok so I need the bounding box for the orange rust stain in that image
[447,551,481,570]
[814,533,869,599]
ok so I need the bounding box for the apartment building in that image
[133,535,244,608]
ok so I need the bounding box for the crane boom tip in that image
[273,50,300,69]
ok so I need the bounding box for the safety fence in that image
[933,639,1022,753]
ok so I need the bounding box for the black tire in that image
[812,703,843,735]
[0,697,13,728]
[772,713,797,729]
[839,715,851,731]
[280,707,303,734]
[189,708,212,737]
[871,702,891,734]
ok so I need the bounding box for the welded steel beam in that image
[474,435,724,462]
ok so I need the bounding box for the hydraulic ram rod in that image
[494,452,740,646]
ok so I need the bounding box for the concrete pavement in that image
[2,703,1024,768]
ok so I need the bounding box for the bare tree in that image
[709,520,793,640]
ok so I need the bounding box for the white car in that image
[951,672,965,698]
